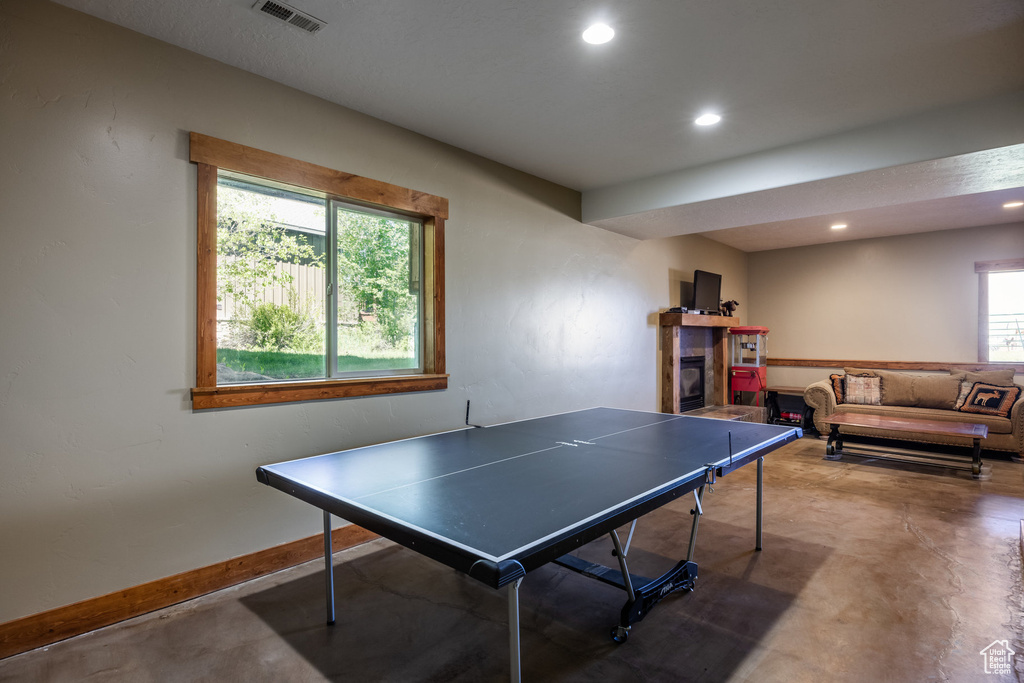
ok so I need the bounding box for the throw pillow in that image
[908,374,962,409]
[845,375,882,405]
[874,370,913,406]
[953,380,972,410]
[830,374,845,403]
[957,382,1022,418]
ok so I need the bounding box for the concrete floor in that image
[3,436,1023,682]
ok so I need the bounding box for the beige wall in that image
[747,224,1024,388]
[0,3,747,622]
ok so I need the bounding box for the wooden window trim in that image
[975,258,1024,363]
[974,258,1024,274]
[190,133,447,410]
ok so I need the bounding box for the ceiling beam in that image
[583,91,1024,239]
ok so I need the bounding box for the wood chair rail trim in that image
[768,358,1024,373]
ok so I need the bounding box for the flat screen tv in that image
[691,270,722,314]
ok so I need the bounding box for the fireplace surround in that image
[659,311,740,414]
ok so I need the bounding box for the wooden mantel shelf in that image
[659,312,741,413]
[659,312,740,328]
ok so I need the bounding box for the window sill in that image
[191,374,449,410]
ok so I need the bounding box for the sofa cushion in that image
[911,375,962,409]
[844,369,961,409]
[873,370,961,409]
[845,375,881,405]
[950,368,1016,387]
[956,382,1022,419]
[874,369,911,404]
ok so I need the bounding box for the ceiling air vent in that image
[252,0,326,34]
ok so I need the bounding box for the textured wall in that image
[0,3,746,621]
[747,223,1024,388]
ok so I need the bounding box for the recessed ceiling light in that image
[582,23,614,44]
[1004,201,1024,209]
[831,223,847,230]
[694,113,721,126]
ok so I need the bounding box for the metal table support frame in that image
[824,424,986,478]
[508,578,524,682]
[324,510,335,625]
[318,457,767,682]
[756,456,763,551]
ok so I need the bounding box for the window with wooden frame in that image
[976,258,1024,363]
[190,133,447,409]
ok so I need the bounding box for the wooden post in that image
[712,328,729,405]
[661,325,680,413]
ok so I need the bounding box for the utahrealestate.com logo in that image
[980,640,1015,675]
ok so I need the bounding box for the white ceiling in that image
[53,0,1024,251]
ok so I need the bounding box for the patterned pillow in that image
[956,382,1022,418]
[830,374,845,403]
[845,375,882,405]
[953,380,972,410]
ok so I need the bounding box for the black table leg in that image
[824,424,843,460]
[971,438,983,479]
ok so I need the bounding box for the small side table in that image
[765,386,812,429]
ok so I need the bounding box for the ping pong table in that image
[256,407,801,680]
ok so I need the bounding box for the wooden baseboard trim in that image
[0,525,379,660]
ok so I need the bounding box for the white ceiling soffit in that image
[50,0,1024,250]
[703,186,1024,253]
[595,146,1024,251]
[585,97,1024,249]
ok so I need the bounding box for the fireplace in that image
[659,310,737,413]
[679,356,705,412]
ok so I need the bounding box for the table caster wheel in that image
[611,626,629,643]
